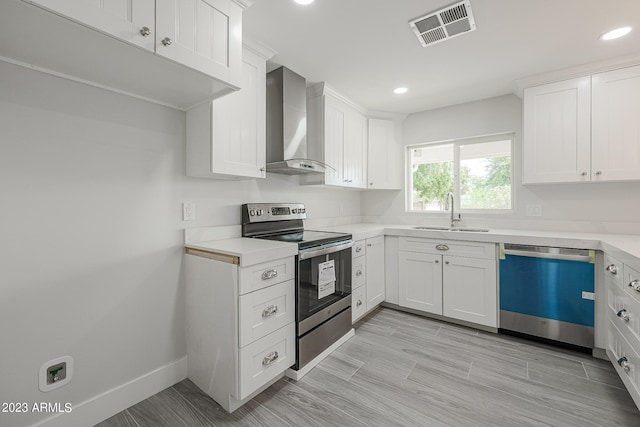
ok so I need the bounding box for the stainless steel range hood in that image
[266,66,328,175]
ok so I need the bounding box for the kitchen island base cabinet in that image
[397,237,497,328]
[185,250,295,413]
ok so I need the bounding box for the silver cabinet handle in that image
[261,269,278,280]
[367,243,372,247]
[618,356,630,372]
[262,305,278,318]
[435,259,439,264]
[445,260,450,265]
[162,37,173,46]
[262,351,279,366]
[629,280,640,292]
[617,309,630,322]
[436,244,449,251]
[260,167,266,172]
[356,246,362,253]
[595,171,602,176]
[356,299,363,307]
[140,26,151,37]
[581,172,588,176]
[606,264,619,275]
[369,182,374,186]
[356,270,362,277]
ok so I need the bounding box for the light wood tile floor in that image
[97,308,640,426]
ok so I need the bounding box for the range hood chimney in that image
[266,66,327,175]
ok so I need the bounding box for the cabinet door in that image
[523,77,591,184]
[29,0,155,51]
[156,0,242,86]
[367,119,401,189]
[442,256,496,327]
[398,251,442,315]
[210,48,266,178]
[592,65,640,181]
[343,107,368,188]
[366,236,385,310]
[323,94,346,186]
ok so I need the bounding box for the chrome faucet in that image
[445,192,461,228]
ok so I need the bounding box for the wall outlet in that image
[526,204,542,217]
[39,356,73,392]
[183,202,196,221]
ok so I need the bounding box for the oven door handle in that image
[298,240,354,260]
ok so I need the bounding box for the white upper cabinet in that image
[592,65,640,182]
[367,118,402,190]
[303,83,368,189]
[27,0,156,51]
[156,0,241,88]
[3,0,245,109]
[186,46,268,179]
[523,77,591,184]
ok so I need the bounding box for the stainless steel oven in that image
[241,203,353,370]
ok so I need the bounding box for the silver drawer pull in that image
[262,351,279,366]
[436,244,449,251]
[356,246,362,253]
[628,280,640,292]
[356,299,363,307]
[262,305,278,318]
[606,264,618,275]
[617,309,630,322]
[356,270,362,277]
[618,356,630,372]
[261,269,278,280]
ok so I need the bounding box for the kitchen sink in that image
[412,226,490,232]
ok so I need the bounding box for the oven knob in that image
[292,209,298,214]
[301,208,306,213]
[257,210,263,216]
[249,209,255,216]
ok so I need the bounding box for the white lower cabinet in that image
[398,237,497,328]
[351,236,385,323]
[185,250,295,413]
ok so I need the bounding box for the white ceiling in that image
[243,0,640,114]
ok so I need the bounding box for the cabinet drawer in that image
[239,257,295,295]
[399,237,495,260]
[624,264,640,303]
[604,253,624,289]
[238,323,295,400]
[238,280,295,347]
[353,240,366,258]
[607,318,640,402]
[352,285,367,323]
[353,256,366,288]
[608,281,640,345]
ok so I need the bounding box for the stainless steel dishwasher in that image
[499,243,595,349]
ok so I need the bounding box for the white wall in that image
[362,94,640,234]
[0,61,360,426]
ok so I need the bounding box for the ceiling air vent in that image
[409,0,476,47]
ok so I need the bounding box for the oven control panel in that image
[242,203,307,223]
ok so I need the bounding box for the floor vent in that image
[409,0,476,48]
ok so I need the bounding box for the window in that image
[408,134,513,213]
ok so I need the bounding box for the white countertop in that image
[321,223,640,268]
[186,238,298,267]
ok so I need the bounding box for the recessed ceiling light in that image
[393,87,408,94]
[601,26,632,41]
[294,0,314,5]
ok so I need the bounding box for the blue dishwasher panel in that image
[499,255,594,327]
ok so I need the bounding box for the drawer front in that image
[353,240,366,259]
[238,322,295,400]
[353,256,366,288]
[352,285,367,323]
[608,281,640,344]
[239,280,295,347]
[399,237,495,260]
[604,253,624,289]
[607,317,640,400]
[624,264,640,303]
[239,257,295,295]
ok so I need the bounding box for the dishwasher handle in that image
[501,244,594,263]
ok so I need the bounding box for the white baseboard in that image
[34,356,188,427]
[285,328,355,381]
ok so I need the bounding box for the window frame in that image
[406,133,515,215]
